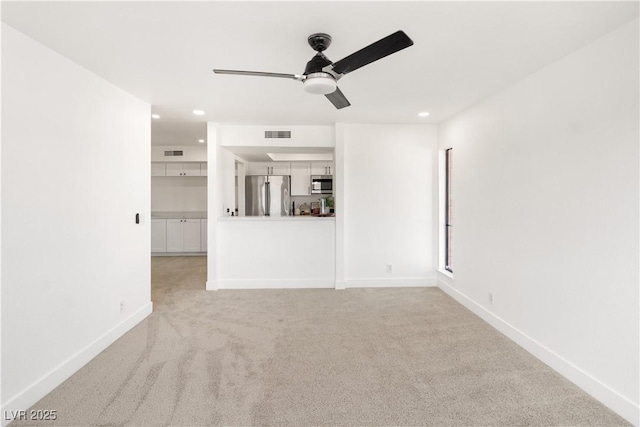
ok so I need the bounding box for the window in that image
[445,148,453,272]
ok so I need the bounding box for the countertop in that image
[218,215,335,221]
[151,211,207,219]
[152,212,335,220]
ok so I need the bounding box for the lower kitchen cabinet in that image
[151,219,167,252]
[166,219,202,252]
[200,219,207,252]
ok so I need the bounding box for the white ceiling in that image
[2,1,638,147]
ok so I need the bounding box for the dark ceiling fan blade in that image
[325,86,351,109]
[213,69,302,80]
[331,31,414,75]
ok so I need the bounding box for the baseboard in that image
[345,276,437,288]
[437,279,639,426]
[211,278,436,290]
[1,302,153,427]
[152,252,206,257]
[217,279,335,289]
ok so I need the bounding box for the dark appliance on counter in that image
[245,175,291,216]
[311,175,333,194]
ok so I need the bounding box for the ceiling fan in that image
[213,31,413,109]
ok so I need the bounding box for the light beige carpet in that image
[11,256,629,426]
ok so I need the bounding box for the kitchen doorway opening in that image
[150,140,208,292]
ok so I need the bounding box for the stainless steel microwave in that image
[311,175,333,194]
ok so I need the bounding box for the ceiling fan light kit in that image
[213,30,413,109]
[303,73,337,95]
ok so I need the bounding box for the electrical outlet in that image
[386,264,393,273]
[488,292,494,305]
[120,300,125,314]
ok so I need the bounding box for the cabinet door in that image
[165,163,183,177]
[200,163,207,176]
[200,219,208,252]
[166,219,183,252]
[182,219,202,252]
[311,162,334,175]
[247,162,268,175]
[247,162,291,175]
[165,163,202,176]
[182,163,202,176]
[151,163,166,177]
[151,219,167,252]
[290,162,311,196]
[325,162,334,175]
[271,162,291,175]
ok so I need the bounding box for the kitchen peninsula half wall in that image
[216,216,335,289]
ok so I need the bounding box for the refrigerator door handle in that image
[283,187,290,216]
[264,181,271,216]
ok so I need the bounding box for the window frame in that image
[444,148,453,273]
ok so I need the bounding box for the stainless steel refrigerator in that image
[245,175,291,216]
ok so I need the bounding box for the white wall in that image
[437,19,639,424]
[1,24,152,419]
[0,15,4,415]
[151,177,207,212]
[218,147,237,217]
[338,124,438,287]
[209,123,438,291]
[206,122,219,290]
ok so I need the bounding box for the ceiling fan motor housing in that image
[304,53,333,75]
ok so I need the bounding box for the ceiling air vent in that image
[164,150,184,157]
[265,130,291,139]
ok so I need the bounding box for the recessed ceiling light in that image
[198,139,205,143]
[418,112,430,117]
[192,110,205,116]
[151,114,160,119]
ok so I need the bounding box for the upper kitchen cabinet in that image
[271,162,291,175]
[151,163,166,177]
[291,162,311,196]
[247,162,291,176]
[166,162,202,176]
[311,162,334,175]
